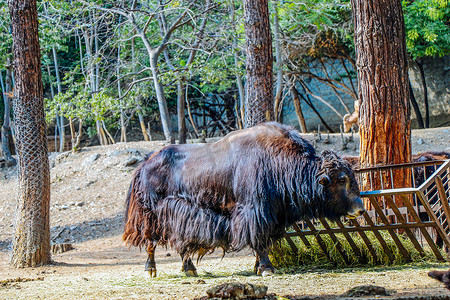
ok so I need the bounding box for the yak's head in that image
[316,150,365,220]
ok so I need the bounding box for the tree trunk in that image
[273,0,283,122]
[72,119,83,152]
[177,81,187,144]
[352,0,411,201]
[131,37,149,142]
[409,79,424,129]
[230,0,245,129]
[186,92,199,138]
[52,47,65,152]
[138,111,150,141]
[416,61,429,128]
[289,82,307,133]
[0,69,16,166]
[243,0,274,127]
[117,45,127,143]
[9,0,51,267]
[150,53,174,143]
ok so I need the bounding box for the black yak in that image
[123,122,364,277]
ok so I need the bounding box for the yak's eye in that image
[338,176,348,184]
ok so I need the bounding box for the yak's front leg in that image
[145,242,157,278]
[255,249,275,276]
[180,254,198,277]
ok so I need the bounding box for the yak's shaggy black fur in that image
[429,270,450,290]
[123,122,363,271]
[156,195,231,258]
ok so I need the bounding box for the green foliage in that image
[0,1,12,68]
[2,0,450,139]
[277,0,354,59]
[403,0,450,59]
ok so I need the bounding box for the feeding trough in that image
[278,160,450,265]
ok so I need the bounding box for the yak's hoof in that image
[257,267,274,276]
[147,267,157,278]
[185,269,198,277]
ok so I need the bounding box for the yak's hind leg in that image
[145,242,157,278]
[255,249,274,276]
[180,253,198,277]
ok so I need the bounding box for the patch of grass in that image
[270,225,445,270]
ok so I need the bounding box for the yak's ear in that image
[318,174,330,186]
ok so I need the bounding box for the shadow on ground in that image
[0,212,124,252]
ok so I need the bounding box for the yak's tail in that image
[156,196,231,259]
[123,167,157,249]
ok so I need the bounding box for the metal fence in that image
[281,160,450,264]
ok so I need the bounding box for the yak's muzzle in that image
[346,197,365,219]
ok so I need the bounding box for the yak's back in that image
[217,122,316,158]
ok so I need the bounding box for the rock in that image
[56,152,71,164]
[126,148,143,157]
[341,285,393,297]
[417,138,425,145]
[84,180,96,187]
[206,282,268,299]
[123,156,142,167]
[75,201,85,207]
[84,153,101,166]
[108,150,122,157]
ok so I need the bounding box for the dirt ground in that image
[0,127,449,299]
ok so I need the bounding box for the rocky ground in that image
[0,127,449,299]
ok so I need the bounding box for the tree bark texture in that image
[9,0,51,267]
[352,0,411,204]
[243,0,274,128]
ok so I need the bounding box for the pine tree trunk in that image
[352,0,411,202]
[243,0,274,127]
[9,0,51,267]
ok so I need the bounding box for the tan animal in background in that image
[343,100,361,133]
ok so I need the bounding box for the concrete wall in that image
[409,55,450,127]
